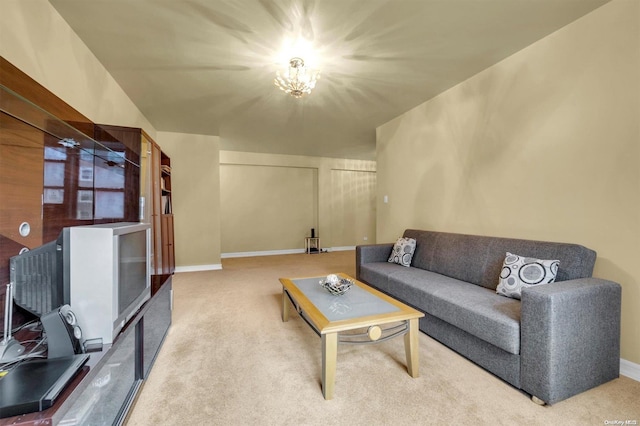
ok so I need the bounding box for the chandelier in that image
[274,57,319,98]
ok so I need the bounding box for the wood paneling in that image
[0,113,44,249]
[161,214,175,274]
[0,56,142,327]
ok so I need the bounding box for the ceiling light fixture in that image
[274,57,319,98]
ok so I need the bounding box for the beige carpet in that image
[126,251,640,425]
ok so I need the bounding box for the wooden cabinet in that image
[0,57,142,326]
[158,151,174,274]
[0,113,44,251]
[159,151,174,274]
[161,214,175,274]
[0,277,173,426]
[149,141,163,273]
[148,141,174,274]
[57,278,172,426]
[92,126,175,275]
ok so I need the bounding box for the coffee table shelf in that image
[279,273,424,400]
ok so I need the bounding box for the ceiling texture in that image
[49,0,609,160]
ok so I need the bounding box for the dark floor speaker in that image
[41,305,84,359]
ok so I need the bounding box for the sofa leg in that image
[531,396,546,406]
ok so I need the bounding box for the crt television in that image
[10,222,151,345]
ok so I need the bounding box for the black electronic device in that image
[40,305,84,359]
[0,354,89,418]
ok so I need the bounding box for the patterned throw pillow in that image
[388,237,417,267]
[496,252,560,299]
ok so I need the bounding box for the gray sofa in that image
[356,229,621,404]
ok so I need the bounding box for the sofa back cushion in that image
[403,229,596,290]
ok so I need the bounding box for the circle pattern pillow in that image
[496,252,560,299]
[388,237,417,267]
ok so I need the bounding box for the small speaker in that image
[41,305,84,359]
[311,228,315,238]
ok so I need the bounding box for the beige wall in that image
[377,0,640,364]
[157,132,221,269]
[220,164,317,253]
[220,151,376,253]
[0,0,155,137]
[330,170,376,248]
[0,0,222,271]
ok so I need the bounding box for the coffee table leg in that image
[322,332,338,400]
[282,288,289,322]
[404,318,419,377]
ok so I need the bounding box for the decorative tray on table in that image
[319,274,353,296]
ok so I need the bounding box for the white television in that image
[11,222,151,347]
[65,222,151,345]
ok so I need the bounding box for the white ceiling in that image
[49,0,609,160]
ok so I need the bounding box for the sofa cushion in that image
[403,229,596,290]
[388,237,416,267]
[360,263,522,355]
[496,252,559,299]
[359,262,405,292]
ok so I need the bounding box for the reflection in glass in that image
[95,152,125,189]
[44,162,65,187]
[95,191,124,219]
[43,188,64,204]
[79,166,93,182]
[44,147,67,161]
[76,190,93,220]
[79,150,94,188]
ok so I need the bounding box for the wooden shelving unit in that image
[93,126,175,276]
[148,140,175,275]
[159,151,175,274]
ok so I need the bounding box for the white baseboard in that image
[174,264,222,273]
[330,246,356,251]
[221,249,305,258]
[621,358,640,382]
[222,247,357,258]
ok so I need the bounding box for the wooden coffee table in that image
[279,273,424,400]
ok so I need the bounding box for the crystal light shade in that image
[274,57,319,98]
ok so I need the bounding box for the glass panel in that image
[76,190,93,220]
[44,146,67,161]
[95,191,124,219]
[94,160,124,189]
[43,188,64,204]
[292,277,399,322]
[143,282,172,378]
[0,85,134,165]
[59,330,137,425]
[44,161,65,187]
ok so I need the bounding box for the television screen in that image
[118,230,148,317]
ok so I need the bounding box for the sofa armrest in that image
[520,277,621,404]
[355,244,393,281]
